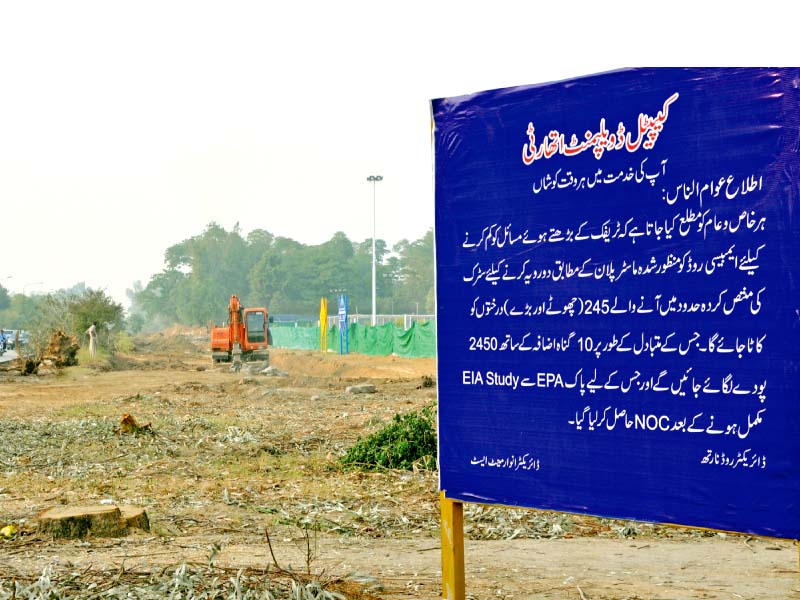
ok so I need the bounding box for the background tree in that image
[68,288,125,342]
[124,281,146,334]
[0,292,40,330]
[391,229,434,313]
[26,294,73,355]
[135,270,186,325]
[134,223,434,327]
[247,235,304,312]
[0,284,10,311]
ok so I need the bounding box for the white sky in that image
[0,2,793,307]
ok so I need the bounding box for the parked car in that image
[3,330,30,350]
[2,330,15,350]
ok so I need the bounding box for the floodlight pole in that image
[366,175,383,326]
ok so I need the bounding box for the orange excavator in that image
[210,295,271,368]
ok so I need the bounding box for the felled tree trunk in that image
[38,504,150,538]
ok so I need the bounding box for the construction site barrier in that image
[270,320,436,358]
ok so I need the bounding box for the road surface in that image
[0,349,18,363]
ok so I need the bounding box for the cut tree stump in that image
[345,383,376,394]
[120,504,150,531]
[38,504,150,539]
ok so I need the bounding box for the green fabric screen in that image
[269,321,436,358]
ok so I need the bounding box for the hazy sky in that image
[0,2,792,307]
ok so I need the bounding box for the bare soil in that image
[0,331,797,599]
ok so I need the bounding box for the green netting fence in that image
[270,320,436,357]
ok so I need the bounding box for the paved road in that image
[0,349,18,363]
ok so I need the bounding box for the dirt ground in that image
[0,331,798,599]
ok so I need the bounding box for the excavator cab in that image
[244,310,265,343]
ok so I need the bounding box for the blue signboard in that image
[338,293,349,354]
[433,68,800,539]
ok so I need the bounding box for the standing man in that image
[86,321,98,359]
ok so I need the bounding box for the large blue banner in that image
[433,68,800,539]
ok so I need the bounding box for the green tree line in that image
[130,223,434,327]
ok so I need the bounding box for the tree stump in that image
[120,504,150,531]
[38,504,150,539]
[345,383,377,394]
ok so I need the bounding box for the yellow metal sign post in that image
[440,491,465,600]
[319,297,328,352]
[439,496,800,597]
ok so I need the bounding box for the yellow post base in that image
[440,491,465,600]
